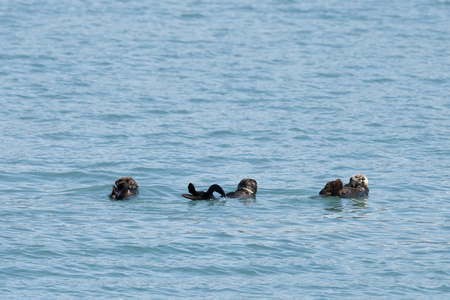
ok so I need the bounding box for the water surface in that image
[1,0,449,298]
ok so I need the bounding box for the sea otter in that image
[225,178,257,199]
[319,174,369,198]
[182,179,258,200]
[110,177,139,200]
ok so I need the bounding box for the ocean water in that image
[1,0,449,298]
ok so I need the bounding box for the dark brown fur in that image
[110,177,139,200]
[182,179,257,200]
[226,179,257,199]
[319,175,369,198]
[319,179,344,197]
[182,183,226,200]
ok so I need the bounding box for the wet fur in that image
[319,174,369,198]
[182,183,226,200]
[110,177,139,200]
[225,179,257,199]
[182,179,257,200]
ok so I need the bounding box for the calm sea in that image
[1,0,449,298]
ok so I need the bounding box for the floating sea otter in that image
[225,178,257,199]
[110,177,139,200]
[319,174,369,198]
[182,179,257,200]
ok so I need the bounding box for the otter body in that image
[182,179,257,200]
[319,174,369,198]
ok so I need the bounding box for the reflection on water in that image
[187,197,256,207]
[350,198,368,210]
[188,198,227,207]
[238,198,257,205]
[323,197,344,212]
[323,196,368,212]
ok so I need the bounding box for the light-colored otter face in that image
[349,174,369,188]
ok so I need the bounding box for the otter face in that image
[349,174,368,188]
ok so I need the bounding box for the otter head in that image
[349,174,369,188]
[115,177,138,190]
[237,179,258,195]
[110,177,139,200]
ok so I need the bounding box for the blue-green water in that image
[1,0,449,298]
